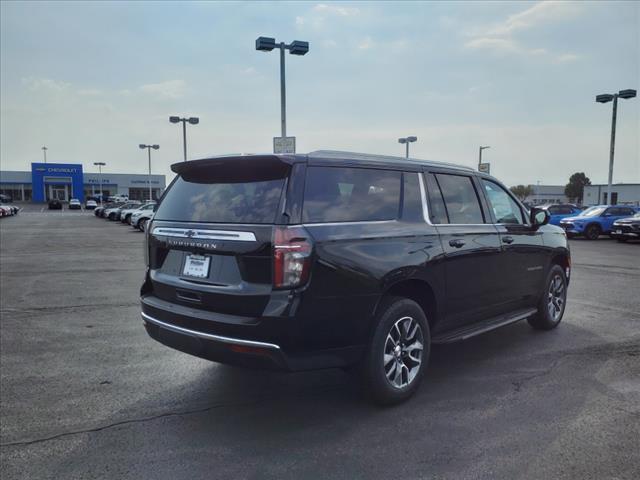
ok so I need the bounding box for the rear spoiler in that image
[171,155,299,183]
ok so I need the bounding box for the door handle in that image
[502,236,514,244]
[449,239,466,248]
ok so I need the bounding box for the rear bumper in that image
[141,295,363,371]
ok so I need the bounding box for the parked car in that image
[140,151,570,405]
[559,205,638,240]
[540,204,582,226]
[0,194,13,203]
[106,201,141,221]
[610,212,640,242]
[120,202,155,224]
[86,199,98,210]
[134,211,154,232]
[48,199,62,210]
[0,204,17,217]
[68,198,82,210]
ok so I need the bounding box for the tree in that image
[510,184,534,201]
[564,172,591,204]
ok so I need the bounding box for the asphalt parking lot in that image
[1,208,639,480]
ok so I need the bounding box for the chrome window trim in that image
[152,227,256,242]
[141,312,281,350]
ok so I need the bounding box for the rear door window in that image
[424,173,448,224]
[154,177,285,224]
[303,167,401,223]
[435,174,485,224]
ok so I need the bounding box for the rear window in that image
[154,176,285,224]
[303,167,401,223]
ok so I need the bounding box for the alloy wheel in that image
[383,316,424,389]
[547,274,565,322]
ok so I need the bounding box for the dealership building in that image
[0,163,166,202]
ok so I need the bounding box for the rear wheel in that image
[528,264,567,331]
[363,297,430,405]
[584,224,600,240]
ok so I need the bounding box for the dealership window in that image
[302,167,401,223]
[0,184,26,201]
[129,188,160,202]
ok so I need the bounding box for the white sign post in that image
[273,136,296,154]
[478,163,490,174]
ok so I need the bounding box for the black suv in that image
[141,151,570,404]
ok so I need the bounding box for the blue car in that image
[559,205,639,240]
[540,204,583,226]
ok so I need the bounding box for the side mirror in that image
[530,207,549,228]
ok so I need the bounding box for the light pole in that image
[255,36,309,140]
[93,162,106,205]
[42,146,48,163]
[398,136,417,158]
[169,116,199,161]
[596,89,636,205]
[478,145,490,171]
[139,144,159,201]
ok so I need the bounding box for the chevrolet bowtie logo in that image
[185,230,196,238]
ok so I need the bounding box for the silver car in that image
[131,208,154,231]
[120,202,155,224]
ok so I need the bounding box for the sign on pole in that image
[478,163,490,174]
[273,136,296,154]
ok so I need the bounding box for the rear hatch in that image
[147,155,293,317]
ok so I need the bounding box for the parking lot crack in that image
[0,401,257,448]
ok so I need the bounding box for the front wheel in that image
[528,264,567,331]
[363,297,430,405]
[139,218,147,232]
[584,224,600,240]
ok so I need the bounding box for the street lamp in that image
[478,146,490,172]
[255,36,309,142]
[139,144,159,201]
[169,116,199,161]
[42,146,48,163]
[93,162,106,205]
[595,88,636,205]
[398,136,417,158]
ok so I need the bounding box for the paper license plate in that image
[183,254,210,278]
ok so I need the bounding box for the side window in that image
[481,179,525,225]
[558,206,573,214]
[402,172,424,222]
[548,206,560,215]
[621,208,634,216]
[302,167,401,223]
[435,174,485,224]
[605,207,619,216]
[424,173,448,224]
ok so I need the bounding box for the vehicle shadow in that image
[37,320,622,479]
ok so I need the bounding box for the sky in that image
[1,0,638,187]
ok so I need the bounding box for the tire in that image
[528,264,567,331]
[139,218,147,232]
[584,224,600,240]
[362,297,430,405]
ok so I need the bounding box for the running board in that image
[432,308,537,344]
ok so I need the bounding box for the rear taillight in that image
[273,226,313,289]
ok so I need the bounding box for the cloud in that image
[465,1,581,63]
[313,3,360,17]
[357,36,374,50]
[487,1,580,36]
[78,88,103,96]
[22,77,70,92]
[138,80,186,100]
[295,16,305,26]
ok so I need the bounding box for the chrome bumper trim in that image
[141,311,281,350]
